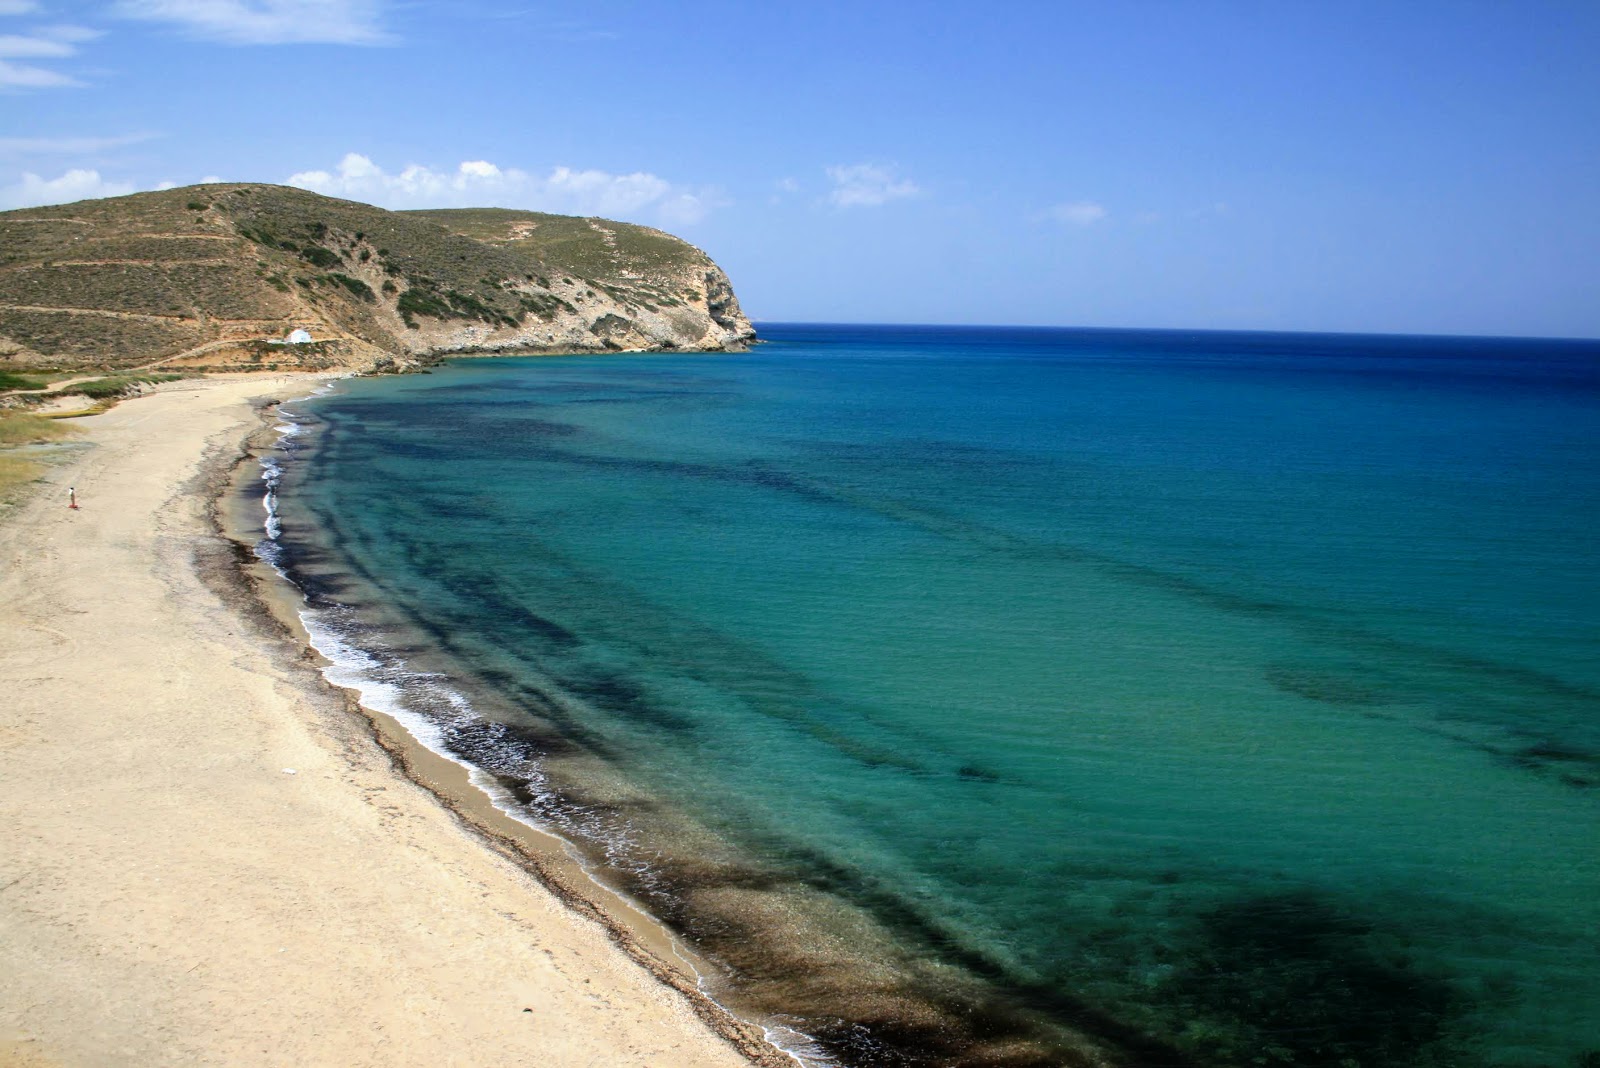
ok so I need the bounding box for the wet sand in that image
[0,375,780,1068]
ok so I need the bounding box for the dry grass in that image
[0,411,78,445]
[0,453,43,498]
[0,411,78,502]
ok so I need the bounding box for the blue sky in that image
[3,1,1597,338]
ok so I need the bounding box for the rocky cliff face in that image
[0,185,755,374]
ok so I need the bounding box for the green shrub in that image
[72,373,183,399]
[397,286,453,328]
[300,245,341,269]
[0,371,47,392]
[517,292,574,322]
[326,273,376,302]
[444,289,496,320]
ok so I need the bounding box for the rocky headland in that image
[0,184,756,375]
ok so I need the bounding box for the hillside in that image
[0,184,755,374]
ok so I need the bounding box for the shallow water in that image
[267,325,1600,1067]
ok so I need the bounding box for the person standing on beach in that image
[68,486,77,510]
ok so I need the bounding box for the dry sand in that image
[0,376,776,1068]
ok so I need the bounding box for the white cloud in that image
[0,57,81,86]
[0,168,136,209]
[0,1,41,14]
[286,153,718,225]
[1047,200,1108,226]
[0,33,73,56]
[825,163,919,208]
[0,132,156,154]
[0,24,98,87]
[111,0,392,45]
[37,24,103,43]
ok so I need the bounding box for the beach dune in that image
[0,377,765,1068]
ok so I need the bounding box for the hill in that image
[0,184,755,374]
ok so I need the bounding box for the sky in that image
[2,0,1598,338]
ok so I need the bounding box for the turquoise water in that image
[267,325,1600,1067]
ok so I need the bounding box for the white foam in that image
[761,1022,838,1066]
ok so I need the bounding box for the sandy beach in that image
[0,376,776,1068]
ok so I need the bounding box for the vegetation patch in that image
[300,244,341,269]
[0,410,79,500]
[396,286,454,327]
[397,283,516,328]
[0,371,48,392]
[517,291,574,321]
[69,373,185,400]
[0,410,77,445]
[0,453,44,500]
[324,273,376,302]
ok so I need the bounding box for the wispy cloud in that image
[286,153,719,226]
[0,32,73,56]
[0,132,159,155]
[38,24,103,42]
[0,24,99,88]
[0,57,81,86]
[111,0,393,45]
[0,168,136,209]
[1046,200,1108,226]
[0,1,41,14]
[825,163,919,208]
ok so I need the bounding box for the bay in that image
[265,324,1600,1067]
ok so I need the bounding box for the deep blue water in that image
[266,324,1600,1067]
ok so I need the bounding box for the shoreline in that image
[0,374,785,1068]
[213,387,795,1063]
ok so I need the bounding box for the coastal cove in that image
[4,5,1596,1063]
[259,324,1600,1068]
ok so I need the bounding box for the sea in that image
[256,323,1600,1068]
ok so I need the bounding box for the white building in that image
[286,328,313,344]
